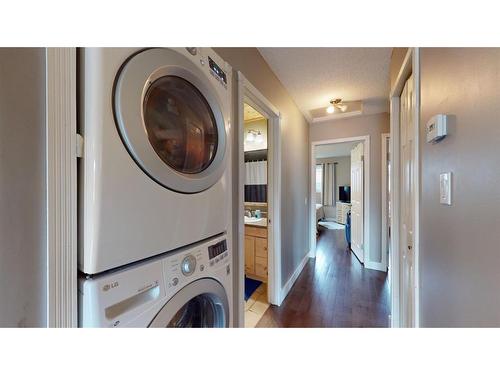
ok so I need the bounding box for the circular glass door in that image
[149,278,229,328]
[114,48,227,193]
[166,293,225,328]
[143,76,218,175]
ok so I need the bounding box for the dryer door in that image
[114,48,227,193]
[149,278,229,328]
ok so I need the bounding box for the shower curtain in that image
[245,160,267,202]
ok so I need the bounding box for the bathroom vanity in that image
[244,220,268,282]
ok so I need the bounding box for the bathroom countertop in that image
[244,217,267,228]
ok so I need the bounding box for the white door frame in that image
[389,48,420,328]
[381,133,390,271]
[236,72,282,326]
[310,136,374,269]
[46,48,78,327]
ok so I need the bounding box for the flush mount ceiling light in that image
[326,98,348,114]
[246,129,263,143]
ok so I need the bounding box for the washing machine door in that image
[114,48,227,193]
[149,278,229,328]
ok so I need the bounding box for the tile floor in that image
[244,283,270,328]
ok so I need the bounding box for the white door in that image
[350,142,364,262]
[400,75,416,327]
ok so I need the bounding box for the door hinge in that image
[76,133,84,158]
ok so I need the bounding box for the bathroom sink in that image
[244,217,266,226]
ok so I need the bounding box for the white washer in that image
[79,234,233,327]
[78,48,232,275]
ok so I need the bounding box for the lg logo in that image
[102,281,119,292]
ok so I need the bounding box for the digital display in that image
[208,56,227,85]
[208,239,227,259]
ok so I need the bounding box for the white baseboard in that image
[279,250,311,305]
[365,261,387,272]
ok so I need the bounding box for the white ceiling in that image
[258,48,392,122]
[315,141,360,159]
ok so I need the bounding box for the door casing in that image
[236,72,282,327]
[309,136,380,270]
[389,48,421,328]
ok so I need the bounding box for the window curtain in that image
[322,162,335,206]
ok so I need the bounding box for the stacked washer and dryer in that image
[78,48,233,328]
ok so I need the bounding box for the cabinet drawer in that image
[255,256,268,278]
[245,225,267,238]
[255,237,268,258]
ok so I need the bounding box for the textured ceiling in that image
[258,48,391,122]
[243,103,265,122]
[315,141,360,159]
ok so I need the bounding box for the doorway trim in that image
[45,48,78,327]
[236,72,282,326]
[310,135,375,269]
[389,48,421,328]
[381,132,390,271]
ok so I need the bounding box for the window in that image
[316,164,323,203]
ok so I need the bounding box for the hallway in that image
[256,227,389,327]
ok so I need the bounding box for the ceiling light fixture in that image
[326,98,347,114]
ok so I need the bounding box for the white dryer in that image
[78,48,232,275]
[79,234,233,327]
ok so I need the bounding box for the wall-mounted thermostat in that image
[426,114,448,143]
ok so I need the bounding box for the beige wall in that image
[214,49,311,290]
[418,48,500,327]
[0,48,47,327]
[310,113,389,264]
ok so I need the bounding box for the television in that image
[339,186,351,203]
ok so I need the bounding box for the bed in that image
[315,204,325,235]
[316,204,325,222]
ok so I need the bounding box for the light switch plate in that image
[440,172,452,205]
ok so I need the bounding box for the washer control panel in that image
[181,254,197,276]
[163,236,230,295]
[208,239,228,267]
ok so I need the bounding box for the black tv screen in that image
[339,186,351,202]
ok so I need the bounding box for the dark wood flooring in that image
[256,227,390,327]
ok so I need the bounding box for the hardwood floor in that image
[256,227,390,327]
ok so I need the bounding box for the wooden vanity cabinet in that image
[244,226,268,281]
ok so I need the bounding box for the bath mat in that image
[245,277,262,301]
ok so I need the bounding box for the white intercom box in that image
[426,114,448,143]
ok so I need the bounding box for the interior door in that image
[350,142,364,262]
[400,74,415,327]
